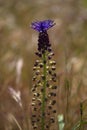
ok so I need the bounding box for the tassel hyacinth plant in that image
[31,20,58,130]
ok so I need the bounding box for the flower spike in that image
[31,20,57,130]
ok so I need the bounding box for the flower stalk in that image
[41,52,47,130]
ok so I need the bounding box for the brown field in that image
[0,0,87,130]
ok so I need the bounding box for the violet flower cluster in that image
[31,20,57,130]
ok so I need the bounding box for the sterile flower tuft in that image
[31,20,55,32]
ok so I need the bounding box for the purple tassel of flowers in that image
[31,20,57,130]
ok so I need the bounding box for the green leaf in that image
[58,114,65,130]
[72,121,81,130]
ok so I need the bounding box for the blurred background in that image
[0,0,87,129]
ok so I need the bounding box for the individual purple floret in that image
[31,20,55,32]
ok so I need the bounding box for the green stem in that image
[41,52,47,130]
[80,103,84,130]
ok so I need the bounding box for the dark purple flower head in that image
[31,20,55,32]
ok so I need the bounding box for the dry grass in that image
[0,0,87,130]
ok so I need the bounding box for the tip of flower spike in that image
[31,20,55,32]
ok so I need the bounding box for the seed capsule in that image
[52,85,57,89]
[51,100,56,105]
[32,76,36,81]
[46,66,49,69]
[35,70,40,75]
[53,110,56,113]
[32,115,36,117]
[39,63,43,68]
[33,67,37,70]
[50,117,55,123]
[32,98,36,101]
[34,107,37,111]
[36,60,40,63]
[46,125,49,128]
[51,66,56,70]
[52,77,56,82]
[32,103,35,106]
[48,105,52,109]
